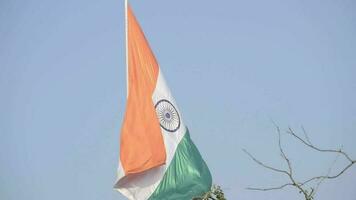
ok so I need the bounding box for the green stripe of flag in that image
[149,128,212,200]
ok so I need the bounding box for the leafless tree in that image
[243,125,356,200]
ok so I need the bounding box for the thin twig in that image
[301,126,312,145]
[277,126,293,175]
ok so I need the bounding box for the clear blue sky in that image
[1,0,356,199]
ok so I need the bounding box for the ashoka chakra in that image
[155,99,180,132]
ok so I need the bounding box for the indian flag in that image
[114,3,212,200]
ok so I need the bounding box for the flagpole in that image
[125,0,129,97]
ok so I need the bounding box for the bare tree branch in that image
[286,128,354,162]
[242,149,289,176]
[247,183,294,191]
[276,126,293,176]
[286,127,356,186]
[245,126,356,200]
[312,152,340,196]
[300,161,356,186]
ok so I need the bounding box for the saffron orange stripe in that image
[120,5,166,175]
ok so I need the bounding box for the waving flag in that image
[114,3,212,200]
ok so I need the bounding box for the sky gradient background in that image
[1,0,356,199]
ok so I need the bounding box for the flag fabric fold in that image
[114,5,212,200]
